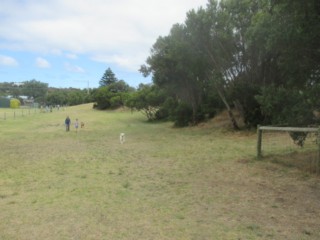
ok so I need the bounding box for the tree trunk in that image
[233,100,245,121]
[216,88,240,130]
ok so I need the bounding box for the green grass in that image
[0,104,319,240]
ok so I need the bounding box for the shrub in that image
[173,102,193,127]
[10,98,21,109]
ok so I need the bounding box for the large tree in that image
[248,0,320,127]
[99,67,118,87]
[93,80,133,110]
[140,23,209,125]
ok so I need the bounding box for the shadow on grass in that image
[262,150,319,175]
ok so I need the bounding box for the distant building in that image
[18,96,34,107]
[0,97,10,108]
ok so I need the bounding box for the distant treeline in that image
[0,80,93,107]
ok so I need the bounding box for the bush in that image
[173,102,193,127]
[228,81,265,127]
[10,98,21,109]
[92,87,111,110]
[155,97,177,121]
[110,95,123,109]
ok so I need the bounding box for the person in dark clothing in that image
[65,116,71,132]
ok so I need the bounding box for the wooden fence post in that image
[257,125,262,159]
[317,128,320,175]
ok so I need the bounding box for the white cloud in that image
[0,55,18,66]
[92,51,147,72]
[36,57,51,68]
[64,62,85,73]
[0,0,207,71]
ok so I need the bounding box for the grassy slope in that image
[0,104,319,240]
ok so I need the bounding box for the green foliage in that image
[46,89,92,106]
[99,67,118,87]
[0,80,48,105]
[173,102,193,127]
[67,91,85,106]
[21,79,48,103]
[109,95,123,109]
[256,86,316,126]
[46,90,68,105]
[144,23,209,124]
[201,91,222,119]
[92,87,112,109]
[141,0,320,128]
[126,84,166,121]
[94,68,133,110]
[289,132,308,147]
[0,81,93,107]
[108,80,133,93]
[93,83,132,110]
[0,82,15,96]
[228,81,264,127]
[157,97,178,121]
[10,98,21,109]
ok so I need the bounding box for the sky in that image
[0,0,208,89]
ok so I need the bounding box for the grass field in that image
[0,104,319,240]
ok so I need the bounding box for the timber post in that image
[317,128,320,175]
[257,125,262,159]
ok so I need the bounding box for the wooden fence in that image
[257,125,320,174]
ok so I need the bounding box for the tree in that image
[46,88,92,106]
[108,80,133,93]
[187,0,261,129]
[92,87,112,109]
[140,1,247,128]
[141,23,209,125]
[126,84,166,121]
[250,0,320,126]
[99,68,118,87]
[256,86,316,127]
[46,90,68,105]
[67,91,85,106]
[21,79,48,103]
[93,80,133,110]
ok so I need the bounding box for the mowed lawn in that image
[0,104,319,240]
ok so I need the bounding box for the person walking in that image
[65,116,71,132]
[74,118,79,133]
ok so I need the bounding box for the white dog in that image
[120,133,125,144]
